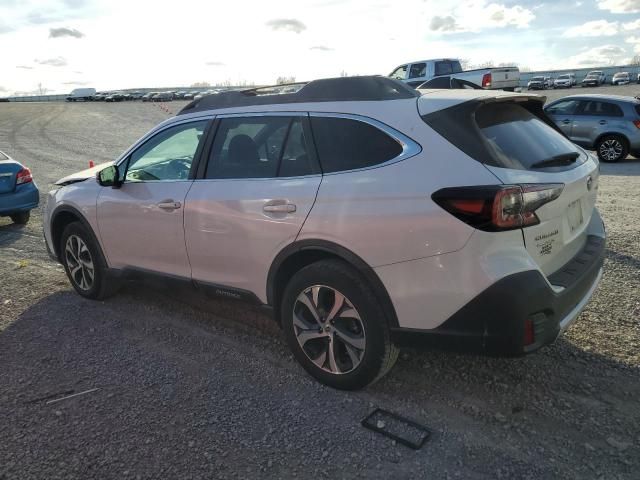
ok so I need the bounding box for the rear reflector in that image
[524,318,535,346]
[16,167,33,185]
[432,184,564,232]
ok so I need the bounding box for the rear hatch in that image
[422,94,599,278]
[0,154,21,195]
[490,67,520,89]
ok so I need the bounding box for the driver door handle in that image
[158,200,182,211]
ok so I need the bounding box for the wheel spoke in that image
[344,342,361,368]
[327,339,341,373]
[297,329,326,346]
[297,291,321,325]
[326,291,345,322]
[311,348,328,370]
[334,324,365,350]
[65,235,94,291]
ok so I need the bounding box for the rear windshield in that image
[475,104,582,170]
[421,101,585,171]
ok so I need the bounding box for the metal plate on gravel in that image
[361,408,430,450]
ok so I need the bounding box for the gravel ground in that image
[1,88,639,479]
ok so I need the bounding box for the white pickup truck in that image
[389,58,520,91]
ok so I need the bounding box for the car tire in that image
[281,259,399,390]
[60,221,119,300]
[596,135,629,163]
[10,211,30,225]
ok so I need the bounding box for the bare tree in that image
[191,81,211,87]
[37,82,48,95]
[276,76,296,85]
[630,55,640,66]
[459,59,472,70]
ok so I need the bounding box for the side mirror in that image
[96,165,121,188]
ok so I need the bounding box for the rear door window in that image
[310,117,403,173]
[409,63,426,79]
[206,116,318,179]
[435,61,454,76]
[579,101,624,117]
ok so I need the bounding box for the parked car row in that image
[90,90,220,102]
[527,71,639,90]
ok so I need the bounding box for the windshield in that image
[558,75,569,79]
[531,76,544,81]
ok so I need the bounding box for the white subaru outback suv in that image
[44,76,605,390]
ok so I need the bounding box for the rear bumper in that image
[0,183,39,215]
[391,234,605,355]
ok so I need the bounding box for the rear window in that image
[422,101,584,171]
[476,104,582,170]
[310,117,403,173]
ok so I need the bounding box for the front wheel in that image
[281,260,398,390]
[60,221,118,300]
[596,135,628,163]
[10,211,30,225]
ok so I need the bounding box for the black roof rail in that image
[177,76,419,115]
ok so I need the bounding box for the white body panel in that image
[376,208,605,329]
[184,176,321,301]
[96,181,193,277]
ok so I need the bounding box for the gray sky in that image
[1,0,639,94]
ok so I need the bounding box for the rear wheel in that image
[10,211,30,225]
[596,135,628,163]
[281,260,398,390]
[60,221,118,300]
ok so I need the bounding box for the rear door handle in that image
[561,119,571,124]
[598,120,607,125]
[263,203,296,214]
[157,200,182,211]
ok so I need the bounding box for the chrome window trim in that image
[308,112,422,175]
[215,111,308,119]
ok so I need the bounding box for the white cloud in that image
[626,36,640,53]
[562,19,618,37]
[426,1,535,34]
[623,18,640,30]
[598,0,640,13]
[566,45,627,67]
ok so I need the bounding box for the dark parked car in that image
[152,92,173,102]
[105,92,125,102]
[129,91,145,100]
[545,94,640,162]
[142,92,157,102]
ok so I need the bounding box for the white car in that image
[611,72,630,86]
[554,73,576,88]
[43,77,606,390]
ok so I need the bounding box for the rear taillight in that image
[481,73,491,88]
[15,167,33,185]
[432,184,564,232]
[633,120,640,130]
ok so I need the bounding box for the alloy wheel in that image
[293,285,366,374]
[600,139,623,162]
[65,235,94,291]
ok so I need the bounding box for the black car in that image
[141,92,157,102]
[105,92,125,102]
[152,92,173,102]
